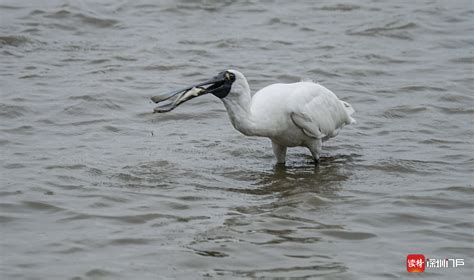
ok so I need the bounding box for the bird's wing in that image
[289,83,349,139]
[290,111,325,138]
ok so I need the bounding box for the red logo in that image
[407,254,425,272]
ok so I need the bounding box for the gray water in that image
[1,0,473,279]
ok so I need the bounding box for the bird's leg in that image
[271,141,287,165]
[307,138,322,164]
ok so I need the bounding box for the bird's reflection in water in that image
[188,155,355,278]
[227,153,355,198]
[221,153,356,220]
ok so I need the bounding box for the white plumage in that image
[152,69,356,164]
[218,70,355,163]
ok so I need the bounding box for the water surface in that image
[1,0,473,279]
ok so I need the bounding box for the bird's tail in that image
[340,100,357,125]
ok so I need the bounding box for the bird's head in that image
[152,69,249,113]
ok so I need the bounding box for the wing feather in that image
[289,83,352,139]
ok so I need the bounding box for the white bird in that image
[151,70,356,164]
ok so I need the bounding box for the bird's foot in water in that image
[302,155,320,165]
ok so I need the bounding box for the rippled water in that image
[1,0,473,279]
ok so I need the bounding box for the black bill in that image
[151,71,229,113]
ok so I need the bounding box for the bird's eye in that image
[226,72,235,81]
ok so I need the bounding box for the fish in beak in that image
[151,71,235,113]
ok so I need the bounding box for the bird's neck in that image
[222,93,261,137]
